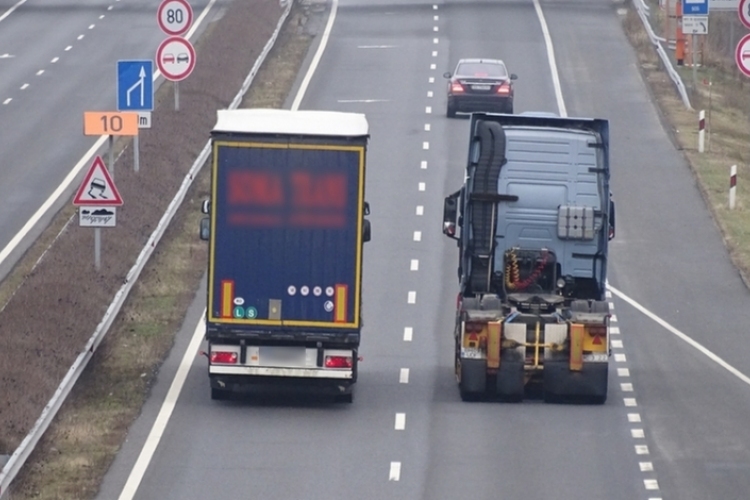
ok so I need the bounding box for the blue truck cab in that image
[200,109,370,402]
[442,112,615,403]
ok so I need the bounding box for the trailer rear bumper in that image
[210,372,354,394]
[543,360,608,400]
[210,365,353,379]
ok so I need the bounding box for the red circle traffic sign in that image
[736,34,750,77]
[156,36,196,81]
[740,0,750,29]
[157,0,193,36]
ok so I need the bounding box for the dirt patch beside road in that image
[0,0,282,456]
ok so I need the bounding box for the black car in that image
[443,58,518,118]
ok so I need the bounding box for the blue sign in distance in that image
[117,60,154,111]
[684,0,709,15]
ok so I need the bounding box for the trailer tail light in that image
[325,355,353,369]
[451,82,464,93]
[210,351,238,364]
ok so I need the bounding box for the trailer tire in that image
[335,393,354,404]
[459,358,487,402]
[211,388,231,401]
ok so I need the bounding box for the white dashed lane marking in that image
[418,182,425,191]
[88,24,95,29]
[617,368,630,377]
[433,37,438,43]
[399,368,409,383]
[403,327,413,342]
[624,398,638,407]
[636,445,650,455]
[416,206,424,216]
[631,429,645,439]
[20,83,28,90]
[410,259,419,270]
[421,160,428,169]
[413,231,422,241]
[389,462,401,481]
[628,413,642,423]
[36,70,44,76]
[428,77,434,83]
[51,57,59,63]
[395,413,406,430]
[2,98,10,105]
[430,63,436,70]
[614,353,627,362]
[64,45,72,51]
[422,141,429,150]
[425,106,432,114]
[407,291,416,304]
[640,462,654,472]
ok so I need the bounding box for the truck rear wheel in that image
[211,388,231,401]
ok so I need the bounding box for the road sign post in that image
[117,60,153,172]
[157,0,193,36]
[155,36,196,110]
[735,33,750,76]
[740,0,750,26]
[73,156,124,270]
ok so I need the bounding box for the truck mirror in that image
[608,198,616,240]
[443,190,460,240]
[363,219,371,243]
[201,199,211,214]
[200,217,210,241]
[364,201,371,216]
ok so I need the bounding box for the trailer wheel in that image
[211,388,231,401]
[335,392,354,404]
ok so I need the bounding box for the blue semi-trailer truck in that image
[199,109,371,402]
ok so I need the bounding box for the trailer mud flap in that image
[459,358,487,394]
[543,360,608,404]
[495,361,524,401]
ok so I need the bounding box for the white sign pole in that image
[95,227,101,270]
[175,82,180,111]
[134,134,140,172]
[108,134,115,180]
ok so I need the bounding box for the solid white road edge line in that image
[291,0,339,110]
[116,312,206,500]
[609,284,750,387]
[532,0,567,117]
[0,0,28,24]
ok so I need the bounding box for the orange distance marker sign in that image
[83,111,139,136]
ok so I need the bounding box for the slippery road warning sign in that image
[73,156,123,206]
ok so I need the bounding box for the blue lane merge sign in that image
[684,0,709,15]
[117,60,154,111]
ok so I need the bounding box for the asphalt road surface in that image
[97,0,750,499]
[0,0,228,280]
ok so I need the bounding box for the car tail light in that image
[451,82,464,93]
[325,355,353,368]
[210,351,238,364]
[496,84,511,95]
[465,322,484,333]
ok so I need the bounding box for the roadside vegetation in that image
[622,5,750,281]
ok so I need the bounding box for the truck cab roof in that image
[213,109,369,138]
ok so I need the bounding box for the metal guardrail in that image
[633,0,693,109]
[0,1,293,497]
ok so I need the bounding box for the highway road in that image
[0,0,229,280]
[97,0,750,499]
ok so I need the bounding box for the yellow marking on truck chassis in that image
[207,141,366,329]
[569,323,585,371]
[486,321,501,369]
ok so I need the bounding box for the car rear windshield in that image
[456,62,508,78]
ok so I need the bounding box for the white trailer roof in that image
[213,109,369,137]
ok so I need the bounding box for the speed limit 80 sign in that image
[158,0,193,36]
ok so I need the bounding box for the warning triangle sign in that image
[73,156,123,206]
